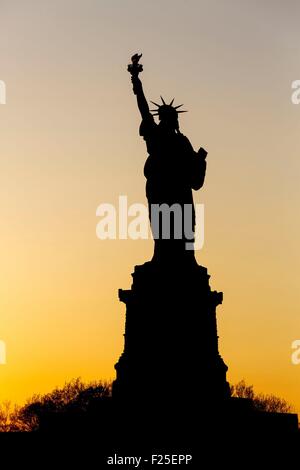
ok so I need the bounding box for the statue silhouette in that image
[129,54,207,263]
[113,54,231,407]
[31,55,298,453]
[111,57,299,452]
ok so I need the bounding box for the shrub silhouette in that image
[230,380,293,413]
[0,378,294,431]
[0,401,32,432]
[0,378,111,432]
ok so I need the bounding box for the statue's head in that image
[150,97,187,132]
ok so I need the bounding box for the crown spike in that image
[150,101,160,108]
[169,98,174,106]
[177,110,188,113]
[160,96,166,105]
[174,104,184,109]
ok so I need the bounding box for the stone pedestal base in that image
[113,260,230,405]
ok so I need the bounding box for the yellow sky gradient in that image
[0,0,299,414]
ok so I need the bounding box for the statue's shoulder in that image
[177,132,193,150]
[139,113,157,137]
[177,132,189,141]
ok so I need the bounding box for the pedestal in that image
[113,260,230,406]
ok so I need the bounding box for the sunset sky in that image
[0,0,299,414]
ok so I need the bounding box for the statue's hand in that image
[131,75,142,95]
[131,75,141,84]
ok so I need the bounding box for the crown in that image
[150,97,187,117]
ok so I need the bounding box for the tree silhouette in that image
[0,378,295,432]
[0,378,111,432]
[230,380,293,414]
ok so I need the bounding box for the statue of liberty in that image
[112,54,230,406]
[128,53,207,263]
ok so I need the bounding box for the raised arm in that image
[131,75,150,120]
[127,53,151,120]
